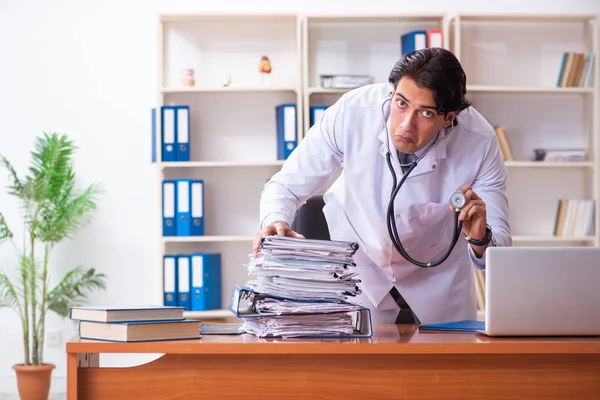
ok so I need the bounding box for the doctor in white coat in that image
[253,47,511,325]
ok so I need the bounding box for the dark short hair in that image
[388,47,471,115]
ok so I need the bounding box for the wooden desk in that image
[66,324,600,399]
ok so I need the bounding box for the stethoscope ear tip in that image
[449,191,467,211]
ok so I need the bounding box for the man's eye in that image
[396,100,406,108]
[422,110,433,118]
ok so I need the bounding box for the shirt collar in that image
[413,132,439,159]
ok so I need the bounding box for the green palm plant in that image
[0,132,107,366]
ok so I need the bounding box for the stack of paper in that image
[242,312,356,338]
[247,236,361,301]
[229,236,373,338]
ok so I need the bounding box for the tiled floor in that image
[0,395,65,400]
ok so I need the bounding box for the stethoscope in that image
[381,96,467,268]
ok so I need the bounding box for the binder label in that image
[164,257,175,292]
[415,33,426,50]
[178,256,190,292]
[163,182,175,218]
[192,255,204,288]
[284,106,295,142]
[163,108,175,144]
[177,107,189,143]
[314,108,325,124]
[191,182,203,217]
[178,180,190,213]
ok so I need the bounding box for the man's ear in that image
[443,111,457,128]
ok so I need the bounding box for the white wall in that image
[0,0,598,395]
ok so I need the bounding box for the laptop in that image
[483,246,600,337]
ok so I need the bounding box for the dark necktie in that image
[399,152,415,174]
[390,287,420,324]
[391,152,420,324]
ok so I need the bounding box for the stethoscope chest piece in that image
[449,191,467,212]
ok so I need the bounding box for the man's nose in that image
[399,112,416,130]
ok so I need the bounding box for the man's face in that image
[389,77,456,154]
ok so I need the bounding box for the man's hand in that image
[252,221,305,257]
[450,184,488,257]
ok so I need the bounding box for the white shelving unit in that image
[450,13,599,246]
[156,14,302,319]
[450,13,598,316]
[154,12,598,321]
[301,14,448,136]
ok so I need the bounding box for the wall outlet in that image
[46,330,62,347]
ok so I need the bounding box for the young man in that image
[253,48,511,324]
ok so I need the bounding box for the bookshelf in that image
[154,12,598,320]
[450,13,599,246]
[156,14,302,319]
[449,13,599,314]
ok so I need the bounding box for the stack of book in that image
[556,52,594,88]
[70,306,201,342]
[229,235,373,338]
[553,198,595,237]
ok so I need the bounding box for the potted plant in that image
[0,132,107,400]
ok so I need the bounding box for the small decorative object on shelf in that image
[222,74,232,88]
[258,55,272,84]
[181,68,195,88]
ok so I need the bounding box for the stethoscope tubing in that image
[381,97,464,268]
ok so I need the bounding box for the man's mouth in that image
[395,135,414,144]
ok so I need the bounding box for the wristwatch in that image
[466,224,493,246]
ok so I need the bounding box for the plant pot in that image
[12,363,55,400]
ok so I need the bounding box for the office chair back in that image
[291,195,330,240]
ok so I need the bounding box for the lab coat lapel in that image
[377,121,400,164]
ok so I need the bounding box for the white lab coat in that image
[260,83,511,324]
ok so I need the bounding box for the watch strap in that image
[466,225,492,246]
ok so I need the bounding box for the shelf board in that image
[164,235,255,243]
[166,235,597,244]
[160,14,298,23]
[162,86,298,94]
[307,87,352,95]
[305,14,445,23]
[505,161,594,168]
[457,14,596,23]
[512,235,596,244]
[163,161,592,169]
[467,85,593,94]
[161,161,285,168]
[183,309,236,320]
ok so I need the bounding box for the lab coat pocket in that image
[393,202,454,263]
